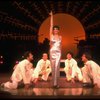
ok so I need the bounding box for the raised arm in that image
[49,11,53,40]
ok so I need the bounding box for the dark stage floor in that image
[0,73,100,99]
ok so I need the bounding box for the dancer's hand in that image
[94,84,99,89]
[31,77,34,82]
[42,71,46,75]
[49,11,53,16]
[34,78,38,84]
[71,78,75,83]
[24,84,30,89]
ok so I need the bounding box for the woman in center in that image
[49,11,62,88]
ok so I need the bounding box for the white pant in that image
[40,68,51,81]
[4,81,18,89]
[33,68,51,81]
[82,66,100,89]
[81,67,92,83]
[64,67,83,81]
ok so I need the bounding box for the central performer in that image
[49,11,62,88]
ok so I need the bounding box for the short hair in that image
[43,53,48,56]
[24,51,32,59]
[83,52,92,60]
[53,25,60,30]
[66,51,73,57]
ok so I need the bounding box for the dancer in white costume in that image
[33,53,51,81]
[64,52,83,83]
[81,52,100,88]
[49,11,62,88]
[1,51,35,89]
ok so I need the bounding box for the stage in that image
[0,73,100,99]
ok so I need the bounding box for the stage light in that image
[0,60,3,64]
[15,61,19,64]
[22,56,24,58]
[0,56,3,58]
[0,61,3,64]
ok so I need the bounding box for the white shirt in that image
[85,60,100,70]
[64,58,79,78]
[35,59,51,72]
[65,58,77,69]
[84,60,100,86]
[11,59,33,84]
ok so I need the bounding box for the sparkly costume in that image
[50,36,61,86]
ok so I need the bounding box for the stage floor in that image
[0,73,100,99]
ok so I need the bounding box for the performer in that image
[32,53,51,81]
[64,52,83,83]
[49,11,62,88]
[81,52,100,88]
[1,51,36,89]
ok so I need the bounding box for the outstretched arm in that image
[49,11,53,40]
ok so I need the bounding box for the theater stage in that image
[0,73,100,99]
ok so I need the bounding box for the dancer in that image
[33,53,51,81]
[1,51,35,89]
[49,11,62,88]
[64,52,83,83]
[81,52,100,88]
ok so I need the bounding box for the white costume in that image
[82,60,100,88]
[3,59,34,89]
[33,59,51,81]
[64,58,83,81]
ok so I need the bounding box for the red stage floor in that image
[0,73,100,99]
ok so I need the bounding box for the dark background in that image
[0,0,100,72]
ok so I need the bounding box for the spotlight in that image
[0,61,3,64]
[0,56,3,58]
[22,56,24,58]
[15,61,19,64]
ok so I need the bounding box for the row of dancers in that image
[1,51,100,89]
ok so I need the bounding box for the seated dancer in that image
[81,52,100,88]
[32,53,51,81]
[64,52,83,83]
[1,51,37,89]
